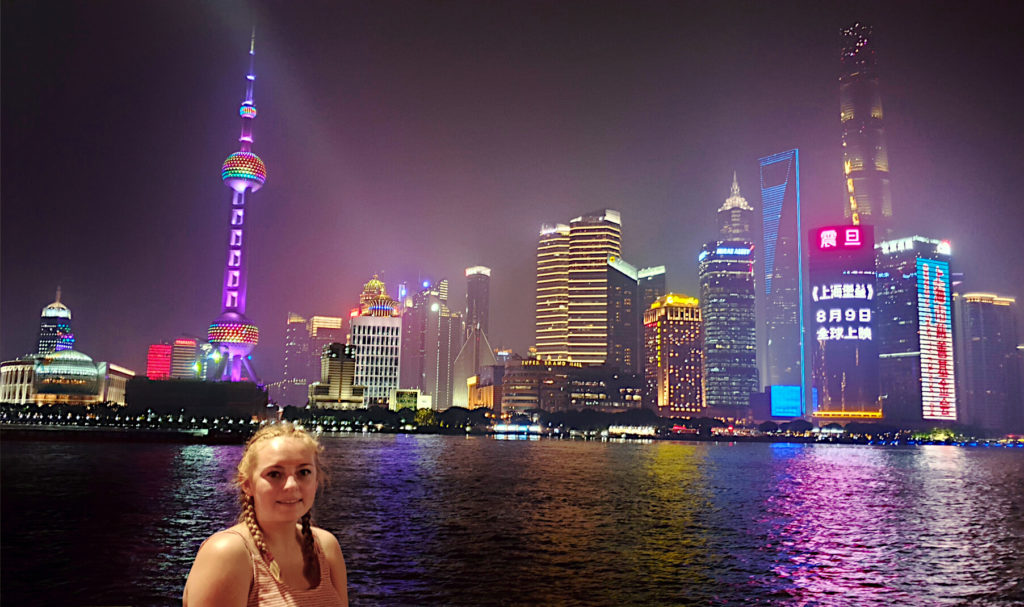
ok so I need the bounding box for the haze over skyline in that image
[3,1,1023,380]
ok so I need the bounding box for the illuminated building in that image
[840,23,892,226]
[534,210,625,365]
[719,172,755,237]
[954,293,1021,432]
[568,210,623,363]
[699,174,757,410]
[535,223,570,360]
[0,351,134,406]
[699,243,757,409]
[309,343,363,409]
[307,315,345,368]
[171,337,199,379]
[208,32,266,382]
[807,225,881,419]
[400,279,464,410]
[37,287,75,354]
[146,343,172,379]
[760,150,806,412]
[350,276,402,405]
[643,294,704,416]
[465,266,491,337]
[875,236,956,422]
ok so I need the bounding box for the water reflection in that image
[2,438,1023,605]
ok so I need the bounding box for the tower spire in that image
[209,34,267,383]
[55,285,62,304]
[731,171,740,197]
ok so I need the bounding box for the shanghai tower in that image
[208,32,267,382]
[840,22,892,227]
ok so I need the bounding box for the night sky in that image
[3,1,1023,382]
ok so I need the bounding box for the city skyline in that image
[3,2,1023,380]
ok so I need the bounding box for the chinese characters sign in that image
[811,282,873,341]
[918,258,956,420]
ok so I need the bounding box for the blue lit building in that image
[699,173,757,409]
[36,288,75,354]
[759,150,806,413]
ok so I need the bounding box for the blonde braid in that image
[300,510,319,585]
[242,495,281,582]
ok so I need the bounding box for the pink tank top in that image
[224,529,345,607]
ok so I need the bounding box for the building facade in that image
[400,279,463,410]
[643,294,704,417]
[954,293,1021,432]
[807,225,881,420]
[875,236,956,423]
[840,22,892,226]
[465,266,491,337]
[36,288,75,354]
[171,337,199,380]
[760,149,806,410]
[309,342,363,409]
[700,173,757,410]
[535,223,571,360]
[1,351,134,406]
[146,343,172,379]
[567,210,623,363]
[699,242,757,409]
[350,277,402,406]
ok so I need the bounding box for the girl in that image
[183,422,348,606]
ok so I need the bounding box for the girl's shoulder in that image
[200,524,253,558]
[311,525,342,554]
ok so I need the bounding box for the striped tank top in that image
[224,529,345,607]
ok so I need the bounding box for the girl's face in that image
[242,436,318,524]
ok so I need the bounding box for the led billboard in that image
[807,225,881,417]
[917,258,956,420]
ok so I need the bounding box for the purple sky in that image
[3,1,1023,381]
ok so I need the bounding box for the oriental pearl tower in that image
[208,31,266,382]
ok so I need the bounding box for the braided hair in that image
[236,422,326,586]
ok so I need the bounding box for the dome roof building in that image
[37,287,75,354]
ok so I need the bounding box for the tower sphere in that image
[239,102,258,119]
[209,311,260,354]
[222,151,267,193]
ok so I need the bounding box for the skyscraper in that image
[279,312,311,407]
[350,276,402,405]
[146,343,172,379]
[400,279,464,410]
[605,257,666,373]
[700,175,758,410]
[643,294,704,416]
[207,32,266,382]
[567,210,623,363]
[954,293,1021,432]
[760,150,806,409]
[807,225,880,419]
[840,22,892,226]
[535,223,570,360]
[37,288,74,354]
[875,236,956,422]
[465,266,491,337]
[171,337,199,379]
[308,342,363,409]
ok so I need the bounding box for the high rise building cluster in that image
[6,22,1019,435]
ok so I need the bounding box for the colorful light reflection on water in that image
[2,437,1022,605]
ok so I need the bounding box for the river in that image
[2,435,1022,605]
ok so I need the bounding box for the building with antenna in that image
[699,173,758,410]
[37,288,75,354]
[208,32,266,382]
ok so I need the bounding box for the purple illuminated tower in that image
[208,32,266,382]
